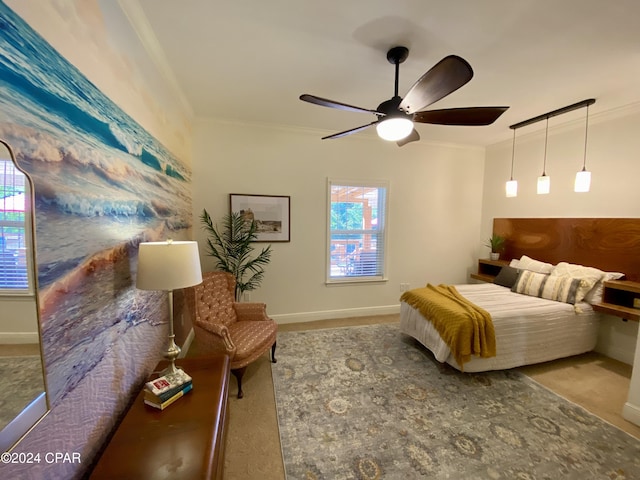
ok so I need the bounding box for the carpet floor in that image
[272,323,640,479]
[187,315,640,479]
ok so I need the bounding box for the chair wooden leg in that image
[271,341,277,363]
[231,367,247,399]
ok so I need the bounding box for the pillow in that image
[509,259,520,268]
[493,266,520,288]
[550,262,605,281]
[511,270,595,304]
[584,271,625,304]
[550,261,623,304]
[517,255,554,274]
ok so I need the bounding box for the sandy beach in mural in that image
[0,3,192,402]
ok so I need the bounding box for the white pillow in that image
[551,262,605,281]
[509,259,520,268]
[517,255,554,274]
[584,271,625,304]
[550,261,624,304]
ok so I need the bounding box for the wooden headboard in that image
[493,218,640,282]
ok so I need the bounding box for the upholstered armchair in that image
[188,271,277,398]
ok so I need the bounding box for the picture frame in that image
[229,194,290,242]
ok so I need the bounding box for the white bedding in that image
[399,283,600,372]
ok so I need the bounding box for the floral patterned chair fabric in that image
[188,271,277,398]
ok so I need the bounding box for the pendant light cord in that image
[542,117,549,175]
[582,105,590,171]
[510,128,516,180]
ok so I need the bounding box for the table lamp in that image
[136,240,202,375]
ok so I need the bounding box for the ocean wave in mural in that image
[0,2,191,402]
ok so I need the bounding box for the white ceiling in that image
[131,0,640,147]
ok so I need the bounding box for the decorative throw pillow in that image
[550,261,623,304]
[493,266,520,288]
[517,255,554,274]
[512,270,593,304]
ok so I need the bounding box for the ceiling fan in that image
[300,46,509,146]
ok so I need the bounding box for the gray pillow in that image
[493,266,519,288]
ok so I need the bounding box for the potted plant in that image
[200,209,272,300]
[485,234,505,260]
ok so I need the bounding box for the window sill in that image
[325,277,388,286]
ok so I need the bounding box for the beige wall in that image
[192,119,486,321]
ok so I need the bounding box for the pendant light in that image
[574,104,591,192]
[537,117,550,194]
[505,128,518,197]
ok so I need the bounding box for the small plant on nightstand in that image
[485,234,505,260]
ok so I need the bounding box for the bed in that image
[400,283,599,372]
[399,217,640,372]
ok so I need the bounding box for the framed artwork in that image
[230,194,290,242]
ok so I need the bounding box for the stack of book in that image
[143,369,193,410]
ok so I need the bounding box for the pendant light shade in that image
[505,128,518,197]
[574,104,591,192]
[537,118,550,195]
[376,117,414,141]
[537,174,551,194]
[574,169,591,193]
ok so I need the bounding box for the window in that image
[1,159,31,293]
[327,179,388,283]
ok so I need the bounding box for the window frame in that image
[326,178,389,285]
[0,158,34,296]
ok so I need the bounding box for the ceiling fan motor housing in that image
[377,96,413,121]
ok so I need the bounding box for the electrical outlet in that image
[400,282,410,292]
[244,292,251,301]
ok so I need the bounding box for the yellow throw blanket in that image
[400,284,496,368]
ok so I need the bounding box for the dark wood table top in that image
[89,355,230,480]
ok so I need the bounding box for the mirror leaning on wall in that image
[0,138,49,453]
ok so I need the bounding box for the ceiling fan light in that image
[505,179,518,197]
[574,169,591,193]
[376,117,414,141]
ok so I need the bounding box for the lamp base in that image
[160,334,184,377]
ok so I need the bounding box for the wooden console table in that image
[89,355,230,480]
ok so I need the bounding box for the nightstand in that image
[470,259,510,283]
[592,280,640,322]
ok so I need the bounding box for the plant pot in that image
[490,252,500,261]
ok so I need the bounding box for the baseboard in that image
[622,401,640,427]
[271,304,400,324]
[0,332,39,344]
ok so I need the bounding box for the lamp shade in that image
[376,117,413,141]
[574,169,591,193]
[136,240,203,291]
[505,179,518,197]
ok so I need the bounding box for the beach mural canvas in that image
[0,2,192,403]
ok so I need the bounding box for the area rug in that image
[0,355,45,430]
[272,323,640,479]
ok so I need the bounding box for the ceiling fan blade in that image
[300,94,380,115]
[322,122,378,140]
[399,55,474,114]
[397,129,420,147]
[414,107,509,126]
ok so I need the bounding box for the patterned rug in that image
[0,355,45,430]
[272,323,640,479]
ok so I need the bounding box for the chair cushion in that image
[228,320,277,368]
